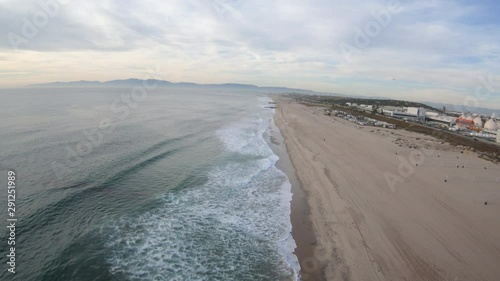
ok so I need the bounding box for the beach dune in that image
[274,98,500,281]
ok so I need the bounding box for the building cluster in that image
[345,103,375,113]
[343,102,500,144]
[346,103,429,121]
[452,113,499,142]
[453,113,498,132]
[325,109,397,129]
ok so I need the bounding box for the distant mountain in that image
[423,101,500,117]
[105,78,170,86]
[30,80,499,113]
[27,79,321,94]
[31,80,104,87]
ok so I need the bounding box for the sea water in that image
[0,87,299,281]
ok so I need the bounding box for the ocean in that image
[0,87,299,281]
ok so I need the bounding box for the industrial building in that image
[381,106,426,121]
[343,101,499,143]
[425,112,456,126]
[452,113,499,143]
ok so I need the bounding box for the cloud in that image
[0,0,499,107]
[0,71,29,75]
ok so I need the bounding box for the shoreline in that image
[271,96,500,281]
[266,113,322,281]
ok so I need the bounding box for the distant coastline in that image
[21,79,500,114]
[26,78,322,95]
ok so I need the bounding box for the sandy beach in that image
[274,97,500,281]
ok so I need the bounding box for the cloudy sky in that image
[1,0,499,107]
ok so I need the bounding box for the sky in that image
[1,0,500,108]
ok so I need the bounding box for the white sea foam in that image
[105,96,299,280]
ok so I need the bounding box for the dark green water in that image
[0,87,298,281]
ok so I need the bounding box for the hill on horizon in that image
[25,79,500,114]
[27,78,324,95]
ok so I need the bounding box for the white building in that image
[484,119,498,132]
[425,111,439,118]
[473,117,483,128]
[385,107,426,121]
[358,104,374,112]
[427,115,456,126]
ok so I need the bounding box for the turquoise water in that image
[0,87,299,281]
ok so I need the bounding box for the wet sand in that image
[273,97,500,281]
[267,116,323,281]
